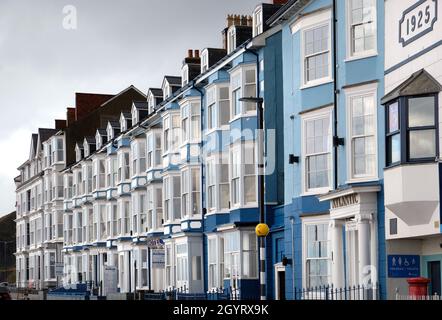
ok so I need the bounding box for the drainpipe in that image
[332,0,339,190]
[290,216,295,299]
[193,83,206,293]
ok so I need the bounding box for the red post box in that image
[407,277,430,298]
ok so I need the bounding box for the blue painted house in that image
[265,0,387,299]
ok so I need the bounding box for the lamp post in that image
[239,97,268,300]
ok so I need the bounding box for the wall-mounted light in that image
[333,136,345,147]
[282,256,292,266]
[289,154,299,164]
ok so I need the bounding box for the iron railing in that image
[144,286,246,301]
[294,284,380,300]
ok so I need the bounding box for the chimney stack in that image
[273,0,289,4]
[67,107,76,126]
[55,119,67,130]
[227,14,234,27]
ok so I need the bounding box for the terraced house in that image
[15,0,442,300]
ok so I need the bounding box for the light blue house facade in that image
[266,0,387,300]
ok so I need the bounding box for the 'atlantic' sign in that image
[399,0,438,47]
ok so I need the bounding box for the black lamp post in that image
[239,96,267,300]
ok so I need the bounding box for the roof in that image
[31,134,38,154]
[84,136,96,144]
[107,120,120,128]
[148,88,163,97]
[96,129,107,136]
[38,128,58,145]
[381,69,442,104]
[133,101,148,110]
[267,0,311,26]
[121,112,132,119]
[164,76,182,86]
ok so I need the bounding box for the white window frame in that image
[345,0,378,61]
[182,64,189,87]
[132,105,139,125]
[201,49,209,73]
[299,11,333,89]
[301,215,331,289]
[345,83,378,183]
[253,7,263,37]
[229,141,257,209]
[227,26,236,54]
[229,64,257,121]
[301,106,333,195]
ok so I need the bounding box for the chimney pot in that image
[188,49,193,58]
[194,50,200,58]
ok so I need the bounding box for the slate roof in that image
[148,88,163,97]
[164,76,182,86]
[381,69,442,104]
[133,101,148,110]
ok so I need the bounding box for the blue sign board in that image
[388,255,420,278]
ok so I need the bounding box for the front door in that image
[428,261,441,295]
[278,271,286,300]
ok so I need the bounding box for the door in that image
[278,271,286,300]
[428,261,441,295]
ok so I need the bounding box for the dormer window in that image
[83,141,90,157]
[120,114,127,132]
[107,123,114,141]
[132,106,138,125]
[163,83,170,100]
[227,27,236,54]
[201,50,209,74]
[253,8,263,37]
[96,132,102,149]
[148,94,156,114]
[75,145,83,162]
[182,65,189,87]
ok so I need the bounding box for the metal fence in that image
[144,286,245,301]
[294,284,380,300]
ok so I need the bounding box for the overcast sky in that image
[0,0,270,216]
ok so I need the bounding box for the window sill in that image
[229,112,258,124]
[300,78,333,90]
[301,188,332,197]
[344,51,378,63]
[345,177,379,185]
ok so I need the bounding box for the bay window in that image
[347,86,377,180]
[76,211,82,243]
[208,237,218,289]
[93,159,105,190]
[64,175,73,199]
[230,142,257,207]
[181,168,201,218]
[348,0,376,57]
[303,23,330,85]
[165,244,174,287]
[302,108,332,193]
[147,131,162,169]
[164,175,181,222]
[176,243,188,285]
[207,160,216,211]
[241,231,257,278]
[223,232,240,285]
[99,204,107,239]
[230,66,257,118]
[253,7,263,37]
[131,140,146,176]
[107,157,118,188]
[120,201,130,235]
[181,101,201,143]
[386,94,438,165]
[52,137,64,163]
[207,85,230,131]
[118,152,130,182]
[304,223,330,288]
[181,169,189,218]
[164,115,181,152]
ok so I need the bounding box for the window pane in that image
[408,97,435,127]
[388,102,399,133]
[388,133,401,164]
[409,129,436,159]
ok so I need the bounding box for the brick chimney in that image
[55,119,67,130]
[273,0,289,4]
[184,49,201,65]
[67,108,76,126]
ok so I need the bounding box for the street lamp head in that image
[239,97,264,104]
